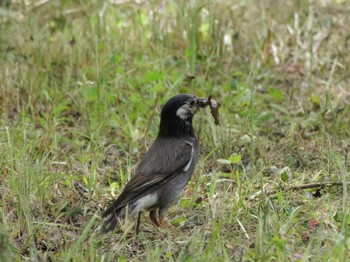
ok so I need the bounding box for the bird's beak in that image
[196,97,211,109]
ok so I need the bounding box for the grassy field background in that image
[1,0,350,261]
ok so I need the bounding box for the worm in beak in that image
[196,96,221,125]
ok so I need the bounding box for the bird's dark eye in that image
[189,100,195,106]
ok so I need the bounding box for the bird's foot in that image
[132,237,139,250]
[159,216,167,227]
[151,218,162,227]
[150,210,162,227]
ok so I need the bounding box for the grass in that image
[1,0,350,260]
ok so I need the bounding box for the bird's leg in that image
[150,210,161,227]
[158,209,168,227]
[136,212,141,235]
[131,212,142,250]
[159,216,166,227]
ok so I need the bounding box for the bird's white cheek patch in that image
[176,104,192,120]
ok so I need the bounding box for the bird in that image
[102,94,209,234]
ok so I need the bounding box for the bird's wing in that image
[102,137,196,217]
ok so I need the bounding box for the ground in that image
[0,0,350,261]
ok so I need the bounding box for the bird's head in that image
[158,94,207,138]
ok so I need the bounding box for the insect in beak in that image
[196,96,221,125]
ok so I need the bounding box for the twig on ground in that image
[249,181,348,200]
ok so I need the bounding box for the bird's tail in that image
[101,205,126,233]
